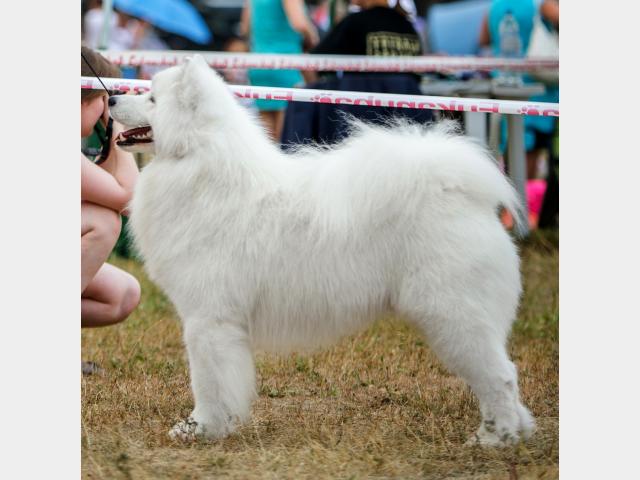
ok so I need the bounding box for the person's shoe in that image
[81,361,103,376]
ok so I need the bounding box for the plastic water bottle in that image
[498,11,523,86]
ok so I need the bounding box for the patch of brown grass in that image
[82,231,558,479]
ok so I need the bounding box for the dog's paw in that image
[465,416,534,447]
[517,403,536,440]
[465,430,517,447]
[464,432,483,447]
[169,417,203,442]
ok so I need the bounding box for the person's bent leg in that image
[82,201,121,293]
[81,262,141,327]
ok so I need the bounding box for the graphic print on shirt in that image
[366,31,421,56]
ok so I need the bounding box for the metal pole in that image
[507,114,529,236]
[98,0,113,50]
[464,111,487,145]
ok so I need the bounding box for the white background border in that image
[1,0,638,476]
[1,1,78,476]
[560,0,640,477]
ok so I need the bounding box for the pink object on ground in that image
[527,179,547,216]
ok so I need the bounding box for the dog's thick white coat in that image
[110,55,534,446]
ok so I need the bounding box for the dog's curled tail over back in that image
[421,120,527,236]
[336,117,526,236]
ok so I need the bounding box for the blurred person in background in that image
[222,35,252,85]
[221,35,257,112]
[479,0,558,179]
[308,0,331,36]
[279,0,432,147]
[83,0,146,50]
[310,0,422,67]
[306,0,424,95]
[479,0,559,227]
[241,0,319,140]
[82,0,170,79]
[81,47,140,332]
[326,0,357,27]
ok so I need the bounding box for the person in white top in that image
[83,1,145,50]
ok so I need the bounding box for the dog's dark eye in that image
[149,95,155,104]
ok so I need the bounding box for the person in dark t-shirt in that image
[312,0,422,58]
[280,0,433,147]
[307,0,422,83]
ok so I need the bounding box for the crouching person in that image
[81,46,140,329]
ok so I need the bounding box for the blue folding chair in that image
[426,0,491,55]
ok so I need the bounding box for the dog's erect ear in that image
[187,54,208,69]
[177,55,214,110]
[157,55,221,158]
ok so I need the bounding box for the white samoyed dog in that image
[109,55,534,446]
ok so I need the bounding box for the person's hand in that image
[110,117,125,140]
[97,95,126,167]
[101,95,127,149]
[110,117,134,217]
[120,205,131,217]
[101,94,110,128]
[303,23,319,50]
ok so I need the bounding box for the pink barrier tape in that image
[81,76,560,117]
[100,50,558,73]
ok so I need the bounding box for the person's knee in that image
[81,264,140,327]
[117,274,141,321]
[99,276,140,326]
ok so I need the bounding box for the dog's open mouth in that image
[116,126,154,147]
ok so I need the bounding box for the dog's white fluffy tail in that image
[339,119,527,235]
[441,125,527,236]
[442,132,527,236]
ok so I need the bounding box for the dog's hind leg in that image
[170,319,256,441]
[403,299,534,446]
[396,234,534,446]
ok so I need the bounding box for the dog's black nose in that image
[108,96,117,107]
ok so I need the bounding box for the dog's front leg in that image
[170,319,256,441]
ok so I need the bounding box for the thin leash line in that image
[82,52,112,95]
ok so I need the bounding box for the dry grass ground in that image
[82,230,558,480]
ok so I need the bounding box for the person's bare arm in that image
[302,70,318,84]
[81,153,133,213]
[97,120,139,202]
[82,97,139,213]
[540,0,559,28]
[131,20,149,49]
[240,0,251,38]
[282,0,319,48]
[478,15,490,46]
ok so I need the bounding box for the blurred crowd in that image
[82,1,464,53]
[81,0,559,228]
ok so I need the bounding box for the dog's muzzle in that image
[108,96,154,151]
[115,125,154,147]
